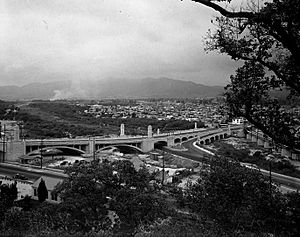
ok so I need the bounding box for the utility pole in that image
[2,124,6,163]
[40,138,43,169]
[161,151,165,186]
[269,159,272,202]
[93,137,96,161]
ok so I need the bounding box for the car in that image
[13,173,28,180]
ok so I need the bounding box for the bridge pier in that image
[88,139,94,154]
[5,140,25,162]
[141,140,154,152]
[120,123,125,137]
[148,125,153,138]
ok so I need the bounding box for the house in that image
[32,176,63,203]
[232,117,245,125]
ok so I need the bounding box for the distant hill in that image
[0,81,72,101]
[0,78,224,100]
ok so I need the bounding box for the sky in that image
[0,0,240,87]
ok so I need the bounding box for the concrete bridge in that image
[1,123,243,161]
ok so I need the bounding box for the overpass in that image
[0,123,243,161]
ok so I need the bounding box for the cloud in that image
[0,0,238,87]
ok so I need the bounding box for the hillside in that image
[0,78,224,100]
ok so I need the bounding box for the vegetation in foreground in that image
[0,158,299,237]
[213,141,300,179]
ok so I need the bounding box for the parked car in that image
[13,173,28,180]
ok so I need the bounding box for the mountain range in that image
[0,78,224,100]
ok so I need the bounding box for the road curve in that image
[163,138,300,191]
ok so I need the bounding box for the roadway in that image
[0,163,67,182]
[162,139,300,191]
[161,138,211,163]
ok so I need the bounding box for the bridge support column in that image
[88,139,95,154]
[148,125,152,138]
[120,124,125,137]
[5,140,25,162]
[141,140,154,152]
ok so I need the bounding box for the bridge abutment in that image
[5,140,25,162]
[141,140,154,152]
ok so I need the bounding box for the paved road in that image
[0,163,67,181]
[162,138,211,163]
[259,168,300,190]
[163,139,300,191]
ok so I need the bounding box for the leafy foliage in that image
[184,157,296,235]
[54,160,170,234]
[0,181,18,218]
[213,141,300,178]
[197,0,300,149]
[37,179,48,203]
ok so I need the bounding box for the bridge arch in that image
[210,137,215,143]
[188,136,194,140]
[97,144,144,154]
[154,141,168,149]
[27,146,86,156]
[174,138,181,144]
[182,137,188,142]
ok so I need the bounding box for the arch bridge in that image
[2,125,243,161]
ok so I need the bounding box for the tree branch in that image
[191,0,254,18]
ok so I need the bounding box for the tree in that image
[0,181,18,216]
[37,179,48,203]
[54,160,170,234]
[184,157,293,235]
[192,0,300,149]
